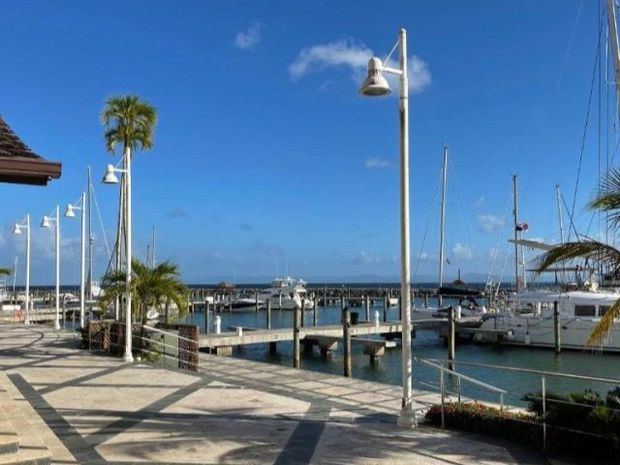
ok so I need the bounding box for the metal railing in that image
[418,357,620,452]
[414,357,507,429]
[85,322,199,372]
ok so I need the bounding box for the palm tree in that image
[101,95,157,320]
[100,259,189,327]
[536,167,620,346]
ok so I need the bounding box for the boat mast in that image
[513,175,520,292]
[606,0,620,117]
[87,167,93,300]
[556,184,565,244]
[438,146,448,306]
[150,225,156,267]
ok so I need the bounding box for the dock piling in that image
[266,299,272,330]
[293,307,301,369]
[448,307,456,371]
[365,295,370,322]
[343,307,352,377]
[205,302,210,335]
[312,298,317,326]
[553,301,561,354]
[255,290,259,313]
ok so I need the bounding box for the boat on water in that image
[259,277,313,310]
[474,287,620,352]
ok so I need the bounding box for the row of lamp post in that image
[13,154,118,336]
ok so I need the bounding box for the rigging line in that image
[570,18,603,232]
[90,182,111,257]
[412,167,440,281]
[556,0,585,92]
[561,190,582,241]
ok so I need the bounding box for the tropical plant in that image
[101,95,157,318]
[535,167,620,346]
[102,95,157,155]
[100,259,189,326]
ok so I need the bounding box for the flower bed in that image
[425,401,618,462]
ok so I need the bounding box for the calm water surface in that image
[181,298,620,406]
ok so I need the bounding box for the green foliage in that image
[426,398,619,461]
[101,95,157,154]
[100,258,189,325]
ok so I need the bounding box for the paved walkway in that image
[0,325,566,465]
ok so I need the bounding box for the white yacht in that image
[259,277,313,310]
[474,288,620,352]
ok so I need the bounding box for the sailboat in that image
[475,1,620,351]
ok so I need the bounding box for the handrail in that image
[415,358,507,395]
[421,357,620,384]
[142,324,198,344]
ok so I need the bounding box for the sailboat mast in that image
[438,146,448,305]
[606,0,620,117]
[151,225,156,267]
[556,184,565,244]
[87,167,93,299]
[513,175,520,291]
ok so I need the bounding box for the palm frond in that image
[587,298,620,347]
[101,95,157,155]
[589,167,620,229]
[535,240,620,275]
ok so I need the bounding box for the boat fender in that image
[480,306,487,314]
[456,305,462,319]
[505,330,515,341]
[524,333,531,345]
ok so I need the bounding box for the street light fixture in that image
[13,215,30,325]
[359,28,416,428]
[102,158,133,363]
[40,206,61,331]
[64,193,86,328]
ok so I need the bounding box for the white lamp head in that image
[12,224,22,235]
[359,57,391,97]
[64,204,76,218]
[40,216,51,229]
[102,164,119,184]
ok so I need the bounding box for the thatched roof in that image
[0,115,61,185]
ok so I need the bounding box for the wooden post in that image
[365,295,370,322]
[269,341,277,355]
[343,307,352,377]
[323,286,327,307]
[293,306,301,369]
[228,293,232,314]
[266,299,272,330]
[205,302,210,335]
[448,306,456,371]
[255,290,259,313]
[340,295,345,310]
[553,300,561,354]
[383,295,388,322]
[300,300,305,328]
[313,297,318,326]
[424,292,429,308]
[398,297,402,321]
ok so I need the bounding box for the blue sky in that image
[0,1,612,284]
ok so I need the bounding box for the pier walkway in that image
[0,325,565,464]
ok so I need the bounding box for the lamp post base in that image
[123,351,134,363]
[54,321,61,331]
[397,408,417,429]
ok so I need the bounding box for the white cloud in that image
[452,243,473,260]
[365,157,392,169]
[476,214,505,233]
[234,22,262,50]
[475,196,486,207]
[289,39,431,93]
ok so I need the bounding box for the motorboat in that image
[259,277,313,310]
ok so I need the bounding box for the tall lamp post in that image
[102,159,133,363]
[359,28,416,428]
[41,206,61,330]
[13,215,30,325]
[64,193,86,328]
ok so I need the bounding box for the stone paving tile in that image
[0,325,558,465]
